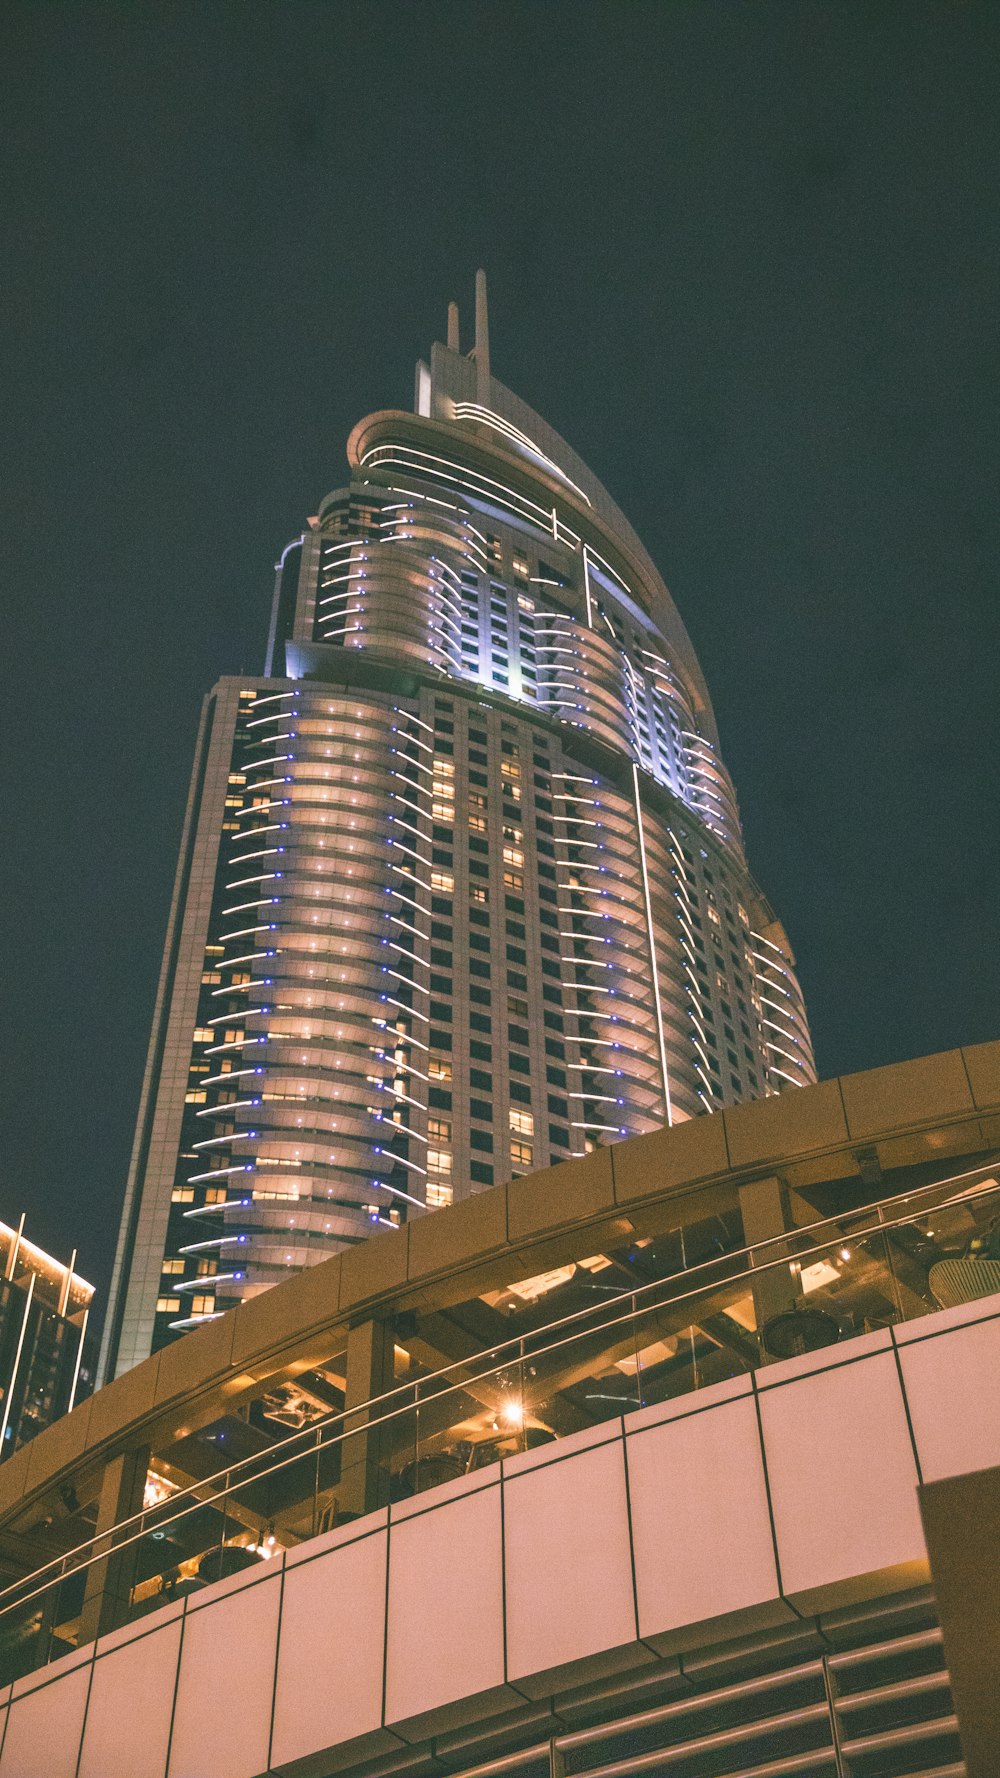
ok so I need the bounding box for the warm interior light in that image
[500,1399,523,1429]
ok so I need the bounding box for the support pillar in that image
[338,1319,395,1519]
[78,1446,148,1643]
[739,1174,800,1341]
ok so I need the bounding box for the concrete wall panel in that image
[897,1312,1000,1483]
[627,1393,779,1640]
[758,1352,925,1600]
[386,1482,505,1725]
[167,1571,281,1778]
[271,1527,387,1771]
[78,1613,183,1778]
[503,1436,636,1683]
[0,1657,91,1778]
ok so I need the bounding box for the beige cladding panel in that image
[271,1522,388,1769]
[77,1610,183,1778]
[385,1479,506,1727]
[166,1570,282,1778]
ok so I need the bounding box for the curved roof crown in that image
[343,277,719,740]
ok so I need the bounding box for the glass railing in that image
[1,1160,998,1684]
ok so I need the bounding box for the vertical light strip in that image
[632,762,673,1127]
[0,1272,36,1449]
[4,1213,25,1281]
[68,1306,89,1413]
[58,1248,76,1319]
[582,546,595,628]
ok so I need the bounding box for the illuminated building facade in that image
[0,1219,93,1460]
[101,275,814,1379]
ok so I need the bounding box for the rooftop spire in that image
[475,268,490,403]
[447,300,460,352]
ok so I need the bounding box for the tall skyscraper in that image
[101,276,814,1380]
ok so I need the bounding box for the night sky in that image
[2,2,997,1313]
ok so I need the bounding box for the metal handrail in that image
[1,1158,997,1623]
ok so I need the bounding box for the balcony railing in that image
[1,1158,998,1684]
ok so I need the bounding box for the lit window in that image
[184,1090,207,1103]
[509,1107,534,1136]
[431,869,454,892]
[427,1117,452,1143]
[189,1294,215,1316]
[161,1259,185,1275]
[426,1178,453,1209]
[170,1187,195,1203]
[510,1138,534,1166]
[516,594,534,614]
[468,813,487,833]
[428,1054,453,1081]
[432,800,455,821]
[156,1296,181,1314]
[503,869,524,891]
[193,1028,214,1044]
[204,1186,228,1204]
[470,885,489,904]
[503,845,524,867]
[426,1147,452,1175]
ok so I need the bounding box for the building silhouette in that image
[101,276,813,1380]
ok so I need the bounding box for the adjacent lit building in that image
[101,275,814,1380]
[0,1218,93,1461]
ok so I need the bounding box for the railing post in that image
[78,1446,149,1644]
[338,1318,394,1519]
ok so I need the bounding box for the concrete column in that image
[338,1319,395,1519]
[78,1446,149,1643]
[738,1174,800,1342]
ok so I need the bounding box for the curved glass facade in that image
[102,295,814,1375]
